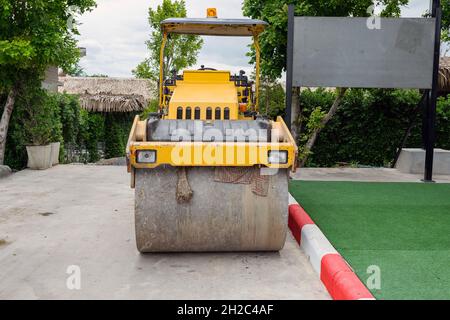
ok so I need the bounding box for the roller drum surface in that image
[135,166,289,252]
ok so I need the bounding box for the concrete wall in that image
[395,148,450,175]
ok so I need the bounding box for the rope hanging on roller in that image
[214,167,270,197]
[176,167,193,203]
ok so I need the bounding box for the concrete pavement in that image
[0,165,330,300]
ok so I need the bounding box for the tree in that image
[243,0,409,166]
[133,0,203,81]
[258,79,286,119]
[299,87,347,167]
[0,0,96,165]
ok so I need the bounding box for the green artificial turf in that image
[289,181,450,300]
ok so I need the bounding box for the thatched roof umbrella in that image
[439,57,450,94]
[59,77,156,112]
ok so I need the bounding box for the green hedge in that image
[299,89,450,167]
[104,113,134,160]
[258,83,286,119]
[59,96,134,164]
[4,88,63,169]
[3,91,135,170]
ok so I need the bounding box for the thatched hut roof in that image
[59,77,156,112]
[440,57,450,93]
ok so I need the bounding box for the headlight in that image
[136,150,157,164]
[268,150,288,164]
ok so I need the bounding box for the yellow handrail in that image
[254,34,261,112]
[159,32,168,109]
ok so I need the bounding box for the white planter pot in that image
[26,145,53,170]
[50,142,61,166]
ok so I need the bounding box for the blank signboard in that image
[293,17,436,89]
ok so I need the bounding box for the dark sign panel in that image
[293,17,436,89]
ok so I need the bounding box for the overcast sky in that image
[76,0,433,78]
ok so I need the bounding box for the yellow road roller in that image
[126,9,297,252]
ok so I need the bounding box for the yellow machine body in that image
[127,67,297,171]
[126,9,298,253]
[128,116,296,171]
[166,70,240,120]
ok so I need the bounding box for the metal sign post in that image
[424,0,442,182]
[285,4,295,130]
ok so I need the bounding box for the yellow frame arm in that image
[158,31,261,113]
[253,34,261,112]
[159,32,168,109]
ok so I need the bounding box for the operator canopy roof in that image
[161,18,268,36]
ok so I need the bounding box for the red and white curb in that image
[288,194,375,300]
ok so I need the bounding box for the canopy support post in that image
[159,32,168,110]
